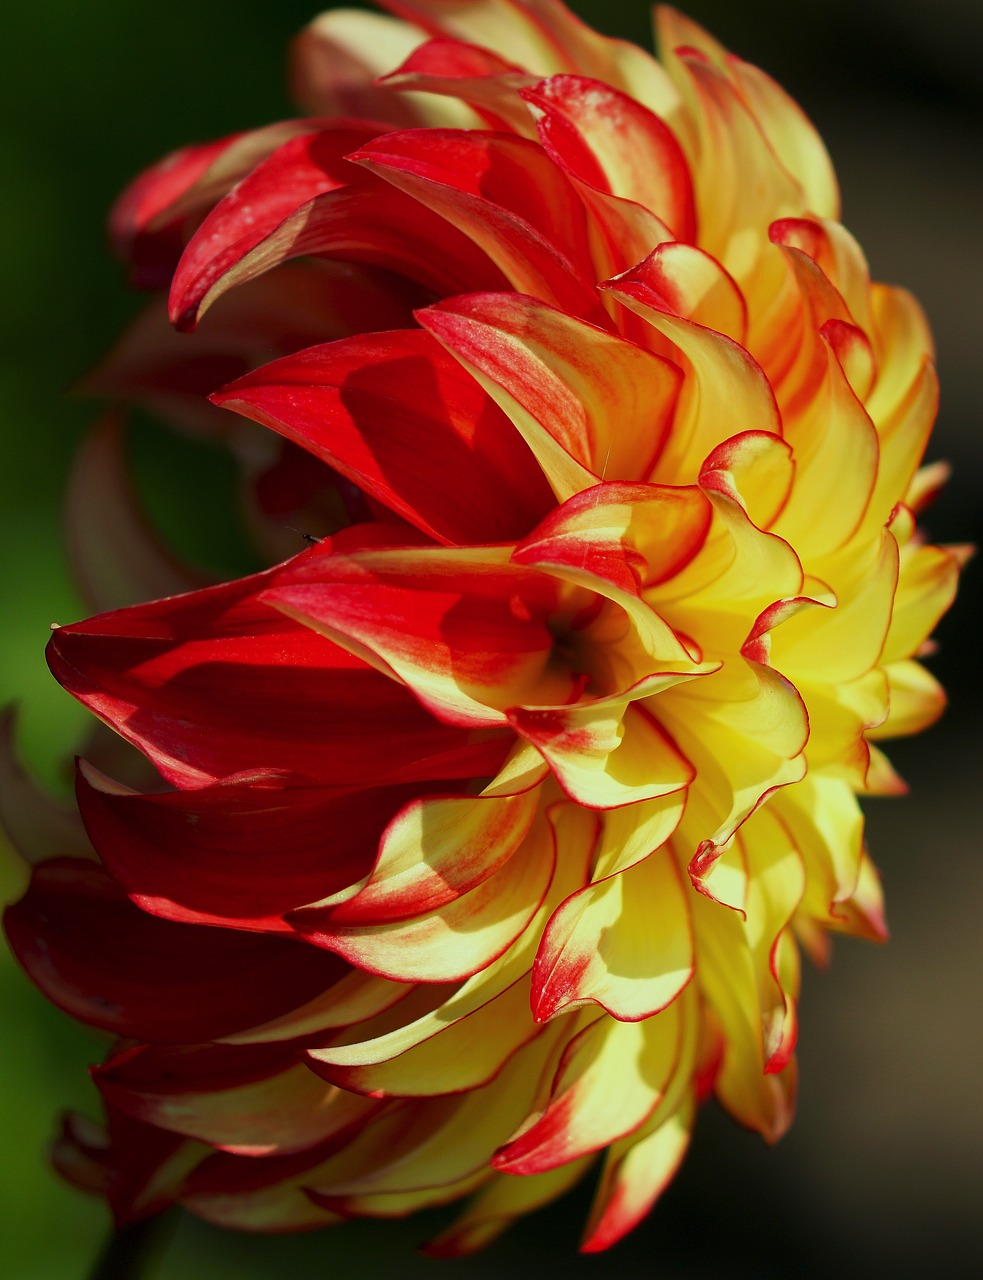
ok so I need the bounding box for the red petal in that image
[212,327,553,545]
[522,75,695,242]
[47,546,509,788]
[168,122,386,330]
[380,38,536,134]
[75,764,430,933]
[262,545,577,727]
[4,859,348,1042]
[110,121,325,289]
[171,159,508,331]
[351,129,606,321]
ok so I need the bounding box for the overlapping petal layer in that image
[3,0,965,1259]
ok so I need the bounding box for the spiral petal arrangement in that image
[4,0,966,1254]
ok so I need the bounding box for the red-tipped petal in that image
[533,847,694,1021]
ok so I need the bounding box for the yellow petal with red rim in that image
[881,540,966,665]
[769,528,899,685]
[494,999,681,1174]
[307,812,592,1069]
[868,660,946,740]
[591,791,685,880]
[691,891,795,1141]
[725,57,838,218]
[581,1093,695,1252]
[605,266,781,486]
[314,975,540,1097]
[533,846,693,1021]
[511,698,694,810]
[309,1029,564,1197]
[290,812,555,982]
[772,774,863,916]
[315,785,540,923]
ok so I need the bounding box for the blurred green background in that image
[0,1,979,1277]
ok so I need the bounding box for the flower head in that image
[4,0,966,1255]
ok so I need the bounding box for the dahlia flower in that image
[3,0,966,1259]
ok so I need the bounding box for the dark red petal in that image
[3,859,349,1043]
[76,766,432,932]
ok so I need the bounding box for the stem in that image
[88,1210,178,1280]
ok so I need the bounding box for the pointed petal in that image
[47,547,507,788]
[690,889,796,1141]
[306,1028,563,1197]
[774,773,864,919]
[219,969,415,1047]
[314,975,540,1097]
[494,1001,681,1174]
[212,327,553,544]
[351,129,604,321]
[533,846,694,1021]
[869,659,946,740]
[74,763,428,933]
[3,859,348,1043]
[263,545,579,727]
[726,56,838,218]
[171,160,506,331]
[96,1043,377,1157]
[581,1095,694,1252]
[880,538,964,666]
[289,810,556,982]
[307,806,590,1073]
[109,121,324,288]
[420,293,681,496]
[323,784,540,925]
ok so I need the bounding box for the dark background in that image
[0,2,979,1276]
